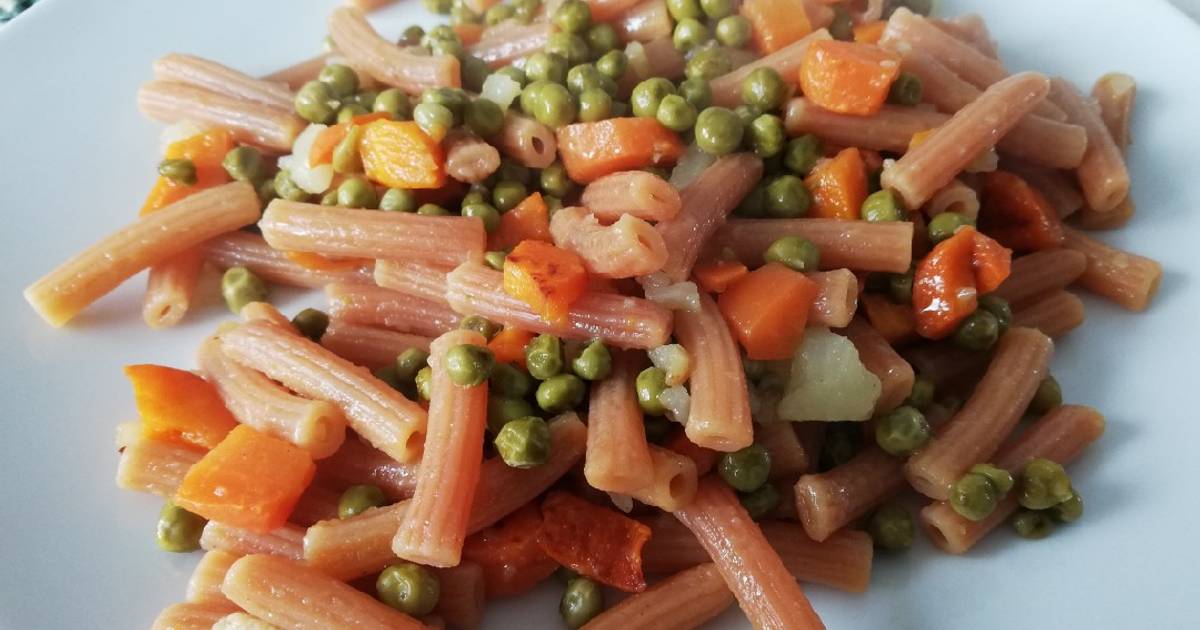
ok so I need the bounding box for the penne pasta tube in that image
[843,317,915,413]
[153,53,295,112]
[674,478,825,629]
[784,98,949,154]
[807,269,859,328]
[304,501,411,582]
[925,179,980,220]
[585,350,656,493]
[445,261,672,349]
[710,218,913,273]
[496,113,557,168]
[931,14,997,58]
[581,563,734,630]
[24,181,259,327]
[261,53,331,91]
[220,321,428,463]
[143,248,206,329]
[197,336,347,459]
[116,437,203,497]
[320,320,433,370]
[920,405,1105,553]
[152,601,241,630]
[201,521,305,561]
[1049,78,1131,213]
[328,6,460,93]
[580,170,682,223]
[756,423,810,481]
[627,445,699,512]
[993,248,1088,307]
[188,550,241,604]
[433,562,486,630]
[1092,72,1136,153]
[1012,290,1086,339]
[260,200,485,268]
[393,330,490,568]
[710,29,832,107]
[138,81,303,152]
[212,612,281,630]
[444,130,502,184]
[1001,159,1085,219]
[469,21,552,68]
[1074,197,1135,231]
[655,153,763,281]
[1062,227,1162,311]
[550,207,669,278]
[675,293,754,452]
[315,434,420,500]
[612,0,672,43]
[240,301,296,329]
[905,327,1054,500]
[289,482,343,527]
[618,38,686,94]
[204,232,373,288]
[222,554,428,629]
[882,72,1051,209]
[373,259,452,305]
[326,282,461,338]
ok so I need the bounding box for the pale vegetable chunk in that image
[778,328,881,422]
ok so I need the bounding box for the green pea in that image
[490,363,533,399]
[977,294,1012,335]
[375,364,406,393]
[953,309,1000,351]
[484,250,508,270]
[295,80,337,123]
[399,25,426,46]
[694,106,743,155]
[553,0,591,34]
[595,50,628,80]
[377,563,440,616]
[526,52,569,85]
[337,484,387,519]
[950,472,1000,521]
[888,72,924,106]
[490,181,526,212]
[570,340,612,381]
[156,500,206,552]
[532,82,577,127]
[487,397,536,434]
[715,15,751,48]
[424,24,458,44]
[735,180,768,217]
[430,38,465,58]
[458,315,500,341]
[380,188,418,212]
[1011,509,1056,539]
[462,54,493,92]
[1028,375,1063,416]
[763,235,820,272]
[928,211,974,244]
[741,67,788,111]
[631,78,676,118]
[291,308,329,342]
[861,189,906,222]
[526,334,564,379]
[421,0,453,14]
[445,344,495,387]
[828,3,854,40]
[221,146,263,182]
[820,423,861,470]
[496,65,528,87]
[337,102,369,121]
[450,3,481,26]
[719,443,771,492]
[395,348,430,382]
[539,162,574,198]
[868,502,914,551]
[496,160,534,186]
[546,32,590,65]
[673,79,711,111]
[906,375,936,409]
[354,89,380,110]
[415,366,434,400]
[666,0,702,20]
[636,367,668,415]
[673,18,709,51]
[764,174,811,218]
[732,104,760,131]
[747,114,786,158]
[585,23,619,58]
[257,177,278,204]
[1018,458,1074,510]
[685,47,732,81]
[970,463,1014,495]
[332,125,365,174]
[700,0,733,18]
[158,158,196,185]
[272,169,307,201]
[319,190,338,206]
[318,64,359,99]
[887,267,914,304]
[463,202,502,232]
[418,203,450,216]
[560,577,604,629]
[536,374,585,413]
[565,64,601,96]
[651,94,694,132]
[495,415,551,467]
[413,102,454,141]
[1050,490,1083,523]
[337,177,378,209]
[485,3,514,25]
[738,483,782,520]
[783,134,822,175]
[874,405,931,456]
[221,266,268,314]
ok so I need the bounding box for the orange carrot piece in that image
[502,240,589,325]
[537,491,651,593]
[488,327,534,368]
[853,20,887,44]
[175,425,316,533]
[556,118,685,184]
[693,260,749,294]
[860,293,918,345]
[805,147,868,220]
[453,23,486,45]
[125,364,239,451]
[283,251,373,272]
[799,40,902,116]
[663,429,720,476]
[912,226,1012,339]
[489,192,552,251]
[462,503,559,598]
[359,119,446,189]
[717,263,819,360]
[979,171,1066,251]
[740,0,813,54]
[309,124,350,167]
[140,129,235,215]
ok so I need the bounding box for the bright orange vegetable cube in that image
[283,251,372,272]
[503,240,588,325]
[692,260,749,294]
[488,327,535,368]
[717,263,819,360]
[853,20,888,44]
[556,118,685,184]
[805,147,868,220]
[912,226,1012,339]
[174,425,316,533]
[139,128,235,215]
[125,364,239,451]
[799,40,902,116]
[489,192,552,251]
[740,0,813,54]
[359,120,446,189]
[979,171,1066,251]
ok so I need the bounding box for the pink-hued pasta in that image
[497,112,558,168]
[201,521,305,561]
[116,437,203,497]
[994,248,1088,307]
[1012,290,1086,338]
[582,563,734,630]
[315,434,420,500]
[905,327,1054,500]
[882,72,1051,209]
[220,321,428,463]
[920,405,1105,554]
[710,29,833,107]
[925,179,980,220]
[550,207,669,278]
[674,478,825,629]
[655,153,763,281]
[152,601,241,630]
[260,200,486,268]
[756,423,810,481]
[628,445,699,512]
[807,269,859,328]
[444,131,502,184]
[580,170,682,223]
[433,563,486,630]
[221,554,428,629]
[902,344,988,390]
[240,301,297,329]
[304,501,411,581]
[188,550,241,604]
[326,282,461,338]
[843,317,915,413]
[1092,72,1136,153]
[261,53,331,91]
[445,261,672,349]
[931,14,997,57]
[674,293,754,452]
[1049,78,1131,213]
[328,6,461,93]
[196,336,347,459]
[1075,197,1135,231]
[613,0,672,43]
[204,232,373,288]
[320,320,433,370]
[618,38,686,95]
[709,218,914,273]
[584,350,656,493]
[143,249,205,329]
[784,98,948,154]
[138,81,303,152]
[393,330,489,568]
[289,482,342,527]
[469,21,552,68]
[153,53,295,112]
[374,259,452,304]
[1062,227,1162,311]
[24,181,259,327]
[1001,159,1085,219]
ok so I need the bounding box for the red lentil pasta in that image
[21,1,1166,626]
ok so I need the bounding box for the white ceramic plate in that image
[2,1,1199,628]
